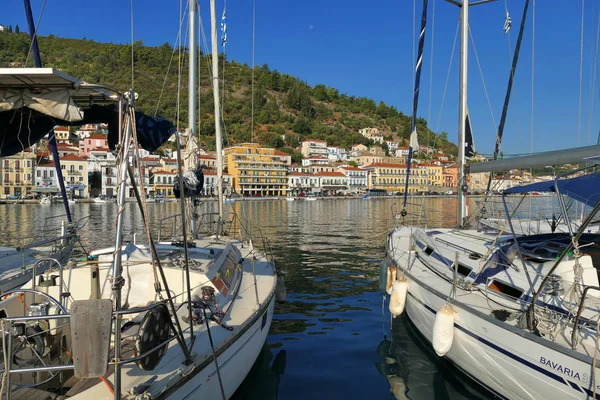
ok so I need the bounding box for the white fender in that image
[388,376,409,400]
[432,304,455,356]
[389,277,408,317]
[386,266,397,295]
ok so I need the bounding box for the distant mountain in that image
[0,31,457,161]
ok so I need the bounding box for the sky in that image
[3,0,600,155]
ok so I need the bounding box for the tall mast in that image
[210,0,224,220]
[457,0,469,226]
[189,0,197,139]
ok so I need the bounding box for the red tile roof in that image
[60,154,87,162]
[203,170,230,176]
[289,172,314,177]
[86,134,107,140]
[151,170,176,175]
[365,163,408,168]
[90,147,110,152]
[314,171,345,177]
[199,155,216,160]
[339,167,363,171]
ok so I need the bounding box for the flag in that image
[465,110,475,158]
[503,11,511,35]
[221,7,227,47]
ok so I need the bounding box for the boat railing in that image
[570,285,600,350]
[392,201,427,228]
[0,294,180,399]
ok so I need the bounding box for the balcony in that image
[67,170,82,176]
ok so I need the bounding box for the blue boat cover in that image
[504,172,600,208]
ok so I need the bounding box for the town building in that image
[302,155,329,168]
[53,126,71,142]
[223,143,290,196]
[337,166,368,194]
[202,170,232,196]
[151,170,177,197]
[326,146,347,162]
[300,139,328,158]
[80,134,109,158]
[0,151,36,198]
[315,171,347,195]
[199,155,217,169]
[287,172,319,196]
[59,154,89,198]
[34,160,59,196]
[359,127,384,144]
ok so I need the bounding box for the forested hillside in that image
[0,31,457,160]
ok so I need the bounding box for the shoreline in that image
[0,193,555,205]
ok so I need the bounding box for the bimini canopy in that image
[504,172,600,208]
[0,68,175,157]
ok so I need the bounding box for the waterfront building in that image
[300,139,328,158]
[202,170,232,196]
[59,154,89,198]
[199,154,217,169]
[315,171,347,195]
[151,170,177,197]
[356,154,383,166]
[53,126,71,142]
[0,151,36,198]
[362,163,426,194]
[337,166,368,194]
[287,172,319,196]
[223,143,289,197]
[34,160,59,196]
[301,155,329,168]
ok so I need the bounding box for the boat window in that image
[489,280,523,299]
[211,251,239,296]
[424,246,434,256]
[456,263,472,277]
[0,310,6,319]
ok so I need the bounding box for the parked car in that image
[7,194,21,200]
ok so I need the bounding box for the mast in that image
[189,0,197,143]
[188,0,198,237]
[210,0,224,220]
[457,0,469,226]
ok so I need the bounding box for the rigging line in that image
[486,0,530,193]
[221,0,227,118]
[24,0,47,68]
[131,0,135,89]
[154,0,189,117]
[251,0,256,143]
[412,0,416,100]
[468,26,497,133]
[578,0,585,146]
[589,7,600,145]
[175,1,184,132]
[530,0,535,153]
[434,18,460,138]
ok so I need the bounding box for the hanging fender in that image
[432,304,455,357]
[386,265,397,295]
[389,277,408,317]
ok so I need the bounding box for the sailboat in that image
[0,1,279,399]
[384,1,600,399]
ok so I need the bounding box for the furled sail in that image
[403,0,429,208]
[173,129,205,198]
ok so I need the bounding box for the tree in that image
[292,118,312,135]
[14,25,19,34]
[8,25,12,33]
[348,160,358,167]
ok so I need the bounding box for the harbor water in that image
[1,197,559,399]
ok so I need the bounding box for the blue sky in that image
[3,0,599,155]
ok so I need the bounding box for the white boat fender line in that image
[432,303,455,357]
[389,276,408,317]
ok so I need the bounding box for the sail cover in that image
[503,172,600,208]
[0,68,175,157]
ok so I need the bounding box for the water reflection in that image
[0,198,501,398]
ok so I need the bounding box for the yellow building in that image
[223,143,290,196]
[363,163,429,194]
[422,163,443,189]
[0,151,36,198]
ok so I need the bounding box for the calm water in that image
[0,197,561,399]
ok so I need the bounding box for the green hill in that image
[0,31,457,161]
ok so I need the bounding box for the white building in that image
[287,172,319,195]
[301,155,329,168]
[337,166,368,194]
[385,140,399,151]
[34,161,59,196]
[326,146,347,162]
[315,171,347,195]
[300,139,328,158]
[202,170,232,196]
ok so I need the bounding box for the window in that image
[4,188,9,195]
[37,170,41,177]
[50,171,54,178]
[79,165,83,170]
[3,161,8,168]
[15,161,20,170]
[61,165,65,170]
[79,177,83,182]
[4,173,8,183]
[15,174,20,183]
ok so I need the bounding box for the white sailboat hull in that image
[390,228,600,400]
[171,297,275,400]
